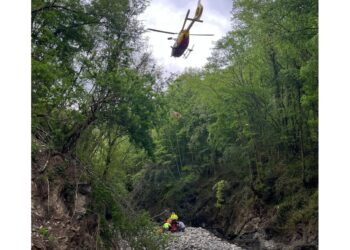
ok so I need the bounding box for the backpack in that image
[170,220,178,232]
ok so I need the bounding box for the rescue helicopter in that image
[147,0,214,58]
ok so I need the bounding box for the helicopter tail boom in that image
[181,9,191,31]
[185,0,204,31]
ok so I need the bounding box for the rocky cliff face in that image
[31,150,98,250]
[186,182,317,250]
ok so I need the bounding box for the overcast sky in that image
[138,0,233,75]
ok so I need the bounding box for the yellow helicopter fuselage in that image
[171,30,190,57]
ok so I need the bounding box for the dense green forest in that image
[32,0,318,249]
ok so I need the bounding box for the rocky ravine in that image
[166,227,244,250]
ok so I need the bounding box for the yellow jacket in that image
[170,212,178,220]
[163,222,171,229]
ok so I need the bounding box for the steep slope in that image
[32,147,98,249]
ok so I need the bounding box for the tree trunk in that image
[61,114,96,154]
[102,133,118,180]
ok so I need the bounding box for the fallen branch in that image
[39,159,49,173]
[152,209,168,219]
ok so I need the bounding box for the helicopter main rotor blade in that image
[190,33,214,36]
[147,28,177,35]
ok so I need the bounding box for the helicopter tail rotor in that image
[194,0,204,21]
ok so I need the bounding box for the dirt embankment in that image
[32,149,98,250]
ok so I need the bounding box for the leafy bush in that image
[274,189,318,234]
[212,180,228,208]
[91,181,168,249]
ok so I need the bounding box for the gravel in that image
[166,227,244,250]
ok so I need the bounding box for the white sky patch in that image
[139,0,232,75]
